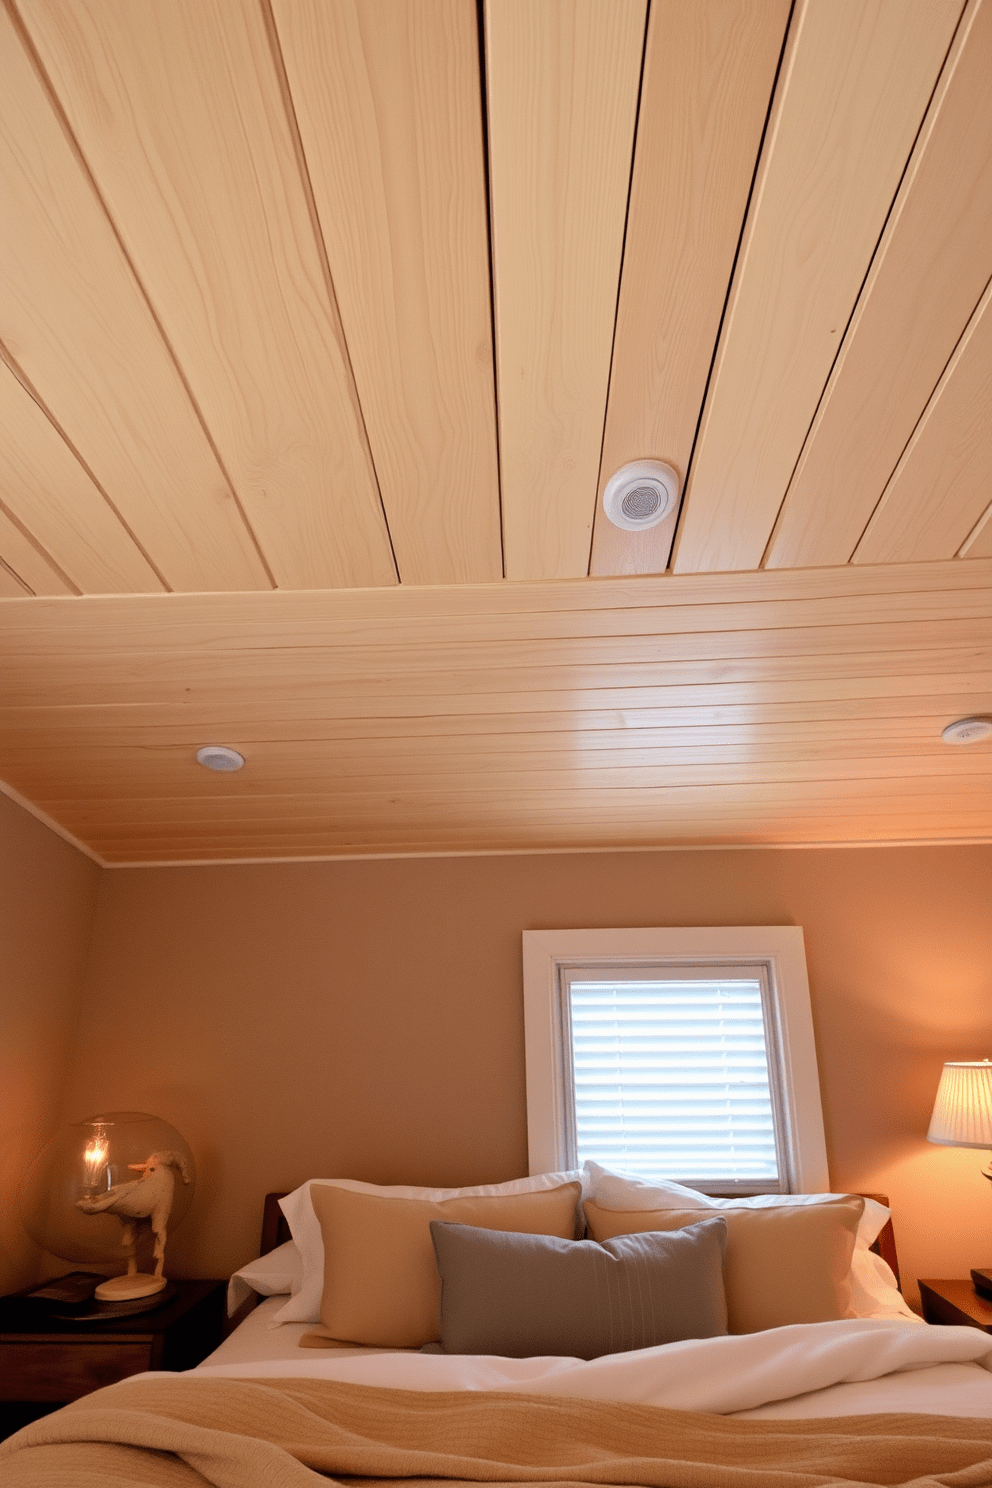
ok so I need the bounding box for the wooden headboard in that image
[260,1189,901,1291]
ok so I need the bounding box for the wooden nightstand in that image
[918,1278,992,1334]
[0,1278,225,1440]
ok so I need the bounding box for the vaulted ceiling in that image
[1,0,990,863]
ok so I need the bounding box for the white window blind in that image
[562,966,781,1191]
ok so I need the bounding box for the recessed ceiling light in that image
[941,717,992,745]
[196,745,245,772]
[603,460,679,531]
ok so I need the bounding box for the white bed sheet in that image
[190,1298,992,1420]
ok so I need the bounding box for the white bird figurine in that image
[76,1150,191,1282]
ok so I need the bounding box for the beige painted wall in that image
[58,843,991,1305]
[0,793,99,1292]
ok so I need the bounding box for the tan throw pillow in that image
[312,1180,582,1347]
[583,1195,864,1335]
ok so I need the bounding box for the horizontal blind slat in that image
[569,974,779,1184]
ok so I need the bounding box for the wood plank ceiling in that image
[1,0,990,863]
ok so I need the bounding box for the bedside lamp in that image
[927,1060,992,1300]
[21,1111,195,1309]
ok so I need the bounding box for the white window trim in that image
[523,926,829,1193]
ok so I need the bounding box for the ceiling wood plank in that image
[0,564,31,598]
[853,275,992,564]
[17,0,395,590]
[671,0,963,574]
[44,780,991,830]
[3,558,988,645]
[3,617,987,688]
[14,749,990,803]
[272,0,500,585]
[3,586,991,656]
[591,0,789,577]
[0,509,73,594]
[7,731,978,781]
[487,0,646,579]
[4,651,986,711]
[0,3,269,592]
[963,508,992,557]
[768,0,992,568]
[4,697,979,750]
[0,361,164,593]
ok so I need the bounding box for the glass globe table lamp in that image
[21,1111,195,1303]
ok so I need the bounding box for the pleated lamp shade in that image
[927,1061,992,1148]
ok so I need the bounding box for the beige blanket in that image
[2,1376,991,1488]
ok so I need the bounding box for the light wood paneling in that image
[0,362,163,593]
[2,0,991,860]
[854,275,992,564]
[4,621,988,699]
[0,4,268,592]
[591,0,788,577]
[13,748,992,803]
[19,0,395,591]
[487,0,646,579]
[42,783,991,832]
[273,0,500,585]
[963,507,992,558]
[4,557,991,654]
[5,696,983,754]
[672,0,962,574]
[3,562,989,859]
[0,509,73,594]
[7,661,990,721]
[8,730,983,782]
[0,564,31,598]
[768,0,992,568]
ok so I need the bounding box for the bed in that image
[3,1166,991,1487]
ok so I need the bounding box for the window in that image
[523,927,828,1195]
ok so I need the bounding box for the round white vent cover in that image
[941,717,992,745]
[602,460,679,531]
[196,745,245,772]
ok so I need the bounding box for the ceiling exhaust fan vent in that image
[941,717,992,745]
[196,745,245,772]
[603,460,678,531]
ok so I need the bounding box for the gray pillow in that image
[427,1215,727,1358]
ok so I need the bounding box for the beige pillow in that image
[584,1195,864,1335]
[312,1180,582,1346]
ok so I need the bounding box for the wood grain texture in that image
[13,749,992,803]
[854,274,992,564]
[0,508,74,594]
[3,561,989,859]
[487,0,646,579]
[963,507,992,557]
[0,3,268,592]
[0,563,31,597]
[672,0,962,574]
[18,0,395,590]
[3,557,990,645]
[768,0,992,568]
[272,0,500,585]
[0,361,163,593]
[590,0,789,577]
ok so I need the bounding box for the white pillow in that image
[272,1170,585,1324]
[227,1239,303,1318]
[581,1161,919,1323]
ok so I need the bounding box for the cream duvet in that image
[3,1317,992,1486]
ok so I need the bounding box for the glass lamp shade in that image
[927,1061,992,1148]
[20,1111,195,1266]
